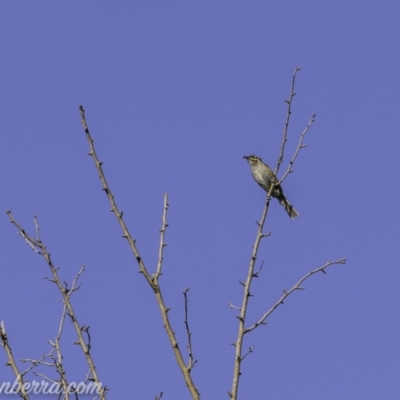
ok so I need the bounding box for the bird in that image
[243,155,299,219]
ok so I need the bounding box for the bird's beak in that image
[243,156,249,160]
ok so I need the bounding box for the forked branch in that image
[230,69,330,400]
[79,106,200,400]
[5,212,106,400]
[245,259,346,333]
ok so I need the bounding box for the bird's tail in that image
[279,196,299,219]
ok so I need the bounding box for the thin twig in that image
[0,321,30,400]
[183,288,197,372]
[52,303,69,398]
[33,215,41,242]
[5,212,106,400]
[275,67,301,177]
[155,193,169,279]
[240,346,254,361]
[279,113,316,185]
[79,105,200,400]
[228,302,241,311]
[32,371,58,384]
[253,260,264,278]
[67,265,85,297]
[20,351,54,377]
[245,259,346,333]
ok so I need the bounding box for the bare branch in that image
[32,371,58,384]
[240,346,254,361]
[5,212,106,400]
[79,106,155,288]
[45,299,74,398]
[253,260,264,278]
[33,215,41,242]
[79,106,200,400]
[183,288,197,372]
[155,193,169,279]
[10,256,103,399]
[228,302,241,311]
[246,259,346,333]
[275,66,301,177]
[70,265,85,294]
[0,321,30,400]
[20,350,54,377]
[231,69,319,400]
[230,191,272,399]
[279,113,316,185]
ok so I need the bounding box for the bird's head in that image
[243,155,262,166]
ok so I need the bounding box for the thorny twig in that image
[155,193,169,279]
[183,288,197,372]
[230,69,337,400]
[79,105,199,400]
[21,350,54,377]
[275,66,301,177]
[5,211,107,400]
[278,113,316,185]
[25,269,86,398]
[49,303,69,398]
[246,259,347,333]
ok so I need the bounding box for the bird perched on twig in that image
[243,155,299,219]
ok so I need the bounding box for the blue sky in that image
[1,2,399,399]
